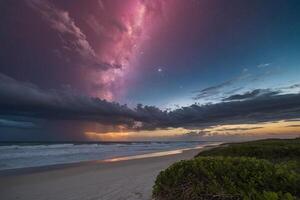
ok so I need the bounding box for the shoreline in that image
[0,145,219,200]
[0,143,221,176]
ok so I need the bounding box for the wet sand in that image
[0,147,213,200]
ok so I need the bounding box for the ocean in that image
[0,141,220,171]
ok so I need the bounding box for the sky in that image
[0,0,300,141]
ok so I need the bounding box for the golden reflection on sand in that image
[103,149,184,162]
[102,143,223,162]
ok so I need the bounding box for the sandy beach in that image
[0,147,208,200]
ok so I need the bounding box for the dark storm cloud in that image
[280,83,300,90]
[1,73,300,132]
[0,73,137,125]
[223,89,280,101]
[165,93,300,129]
[0,119,36,129]
[222,83,300,102]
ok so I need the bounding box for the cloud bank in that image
[1,73,300,135]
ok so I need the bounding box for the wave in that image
[0,141,218,171]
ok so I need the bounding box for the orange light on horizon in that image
[84,120,300,141]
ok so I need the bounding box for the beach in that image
[0,147,207,200]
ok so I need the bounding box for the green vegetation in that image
[153,138,300,200]
[196,138,300,162]
[197,138,300,173]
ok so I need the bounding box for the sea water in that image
[0,141,219,170]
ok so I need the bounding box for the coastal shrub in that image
[196,138,300,163]
[152,157,299,200]
[196,138,300,173]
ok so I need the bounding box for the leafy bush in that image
[196,138,300,163]
[152,157,300,200]
[196,138,300,173]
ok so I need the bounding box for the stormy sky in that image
[0,0,300,141]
